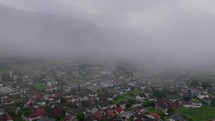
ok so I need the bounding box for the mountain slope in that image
[0,4,113,58]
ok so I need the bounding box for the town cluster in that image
[0,63,215,121]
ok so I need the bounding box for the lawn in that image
[126,89,142,97]
[33,83,47,91]
[112,96,129,104]
[176,105,215,121]
[147,107,166,119]
[0,69,9,76]
[189,75,215,81]
[108,87,116,93]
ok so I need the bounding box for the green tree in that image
[201,82,211,89]
[77,112,85,121]
[183,95,191,101]
[22,107,32,116]
[167,108,174,115]
[60,98,67,104]
[126,100,134,109]
[152,90,165,98]
[210,98,215,106]
[45,106,52,113]
[142,100,154,107]
[189,81,200,87]
[15,101,23,107]
[128,117,134,121]
[13,117,24,121]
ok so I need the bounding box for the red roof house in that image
[28,108,47,121]
[115,106,124,114]
[150,112,161,120]
[94,111,103,120]
[105,109,116,118]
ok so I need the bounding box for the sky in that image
[1,0,215,69]
[1,0,215,28]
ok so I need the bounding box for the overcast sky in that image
[1,0,215,69]
[1,0,215,28]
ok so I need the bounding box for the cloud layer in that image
[1,0,215,68]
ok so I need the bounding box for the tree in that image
[22,107,32,116]
[101,118,108,121]
[167,108,174,115]
[183,95,191,101]
[1,73,11,82]
[56,117,64,121]
[142,100,154,107]
[201,82,211,90]
[189,81,200,87]
[45,106,52,113]
[77,112,85,121]
[13,117,24,121]
[152,90,165,98]
[60,98,67,104]
[15,101,23,107]
[126,100,134,109]
[128,117,134,121]
[210,98,215,107]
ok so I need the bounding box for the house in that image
[64,95,79,102]
[0,108,4,115]
[191,103,202,108]
[94,111,104,120]
[183,102,192,108]
[37,117,55,121]
[44,95,54,101]
[156,98,179,114]
[149,113,161,120]
[170,115,186,121]
[115,106,124,114]
[86,107,98,114]
[107,98,113,101]
[109,116,121,121]
[51,107,64,118]
[0,114,13,121]
[95,99,112,110]
[109,104,116,109]
[25,99,33,107]
[85,114,97,121]
[28,108,47,121]
[32,92,42,101]
[183,102,202,108]
[38,101,46,106]
[104,109,116,119]
[53,92,62,100]
[1,97,14,105]
[89,93,97,97]
[136,93,147,100]
[64,95,73,102]
[133,112,147,121]
[120,111,134,119]
[65,108,80,120]
[132,102,143,109]
[196,92,209,99]
[9,91,20,96]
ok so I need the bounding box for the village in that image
[0,62,215,121]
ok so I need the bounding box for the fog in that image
[1,0,215,69]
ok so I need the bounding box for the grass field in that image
[112,96,129,104]
[176,105,215,121]
[108,87,116,93]
[126,89,142,97]
[33,83,47,91]
[147,107,166,119]
[0,69,9,76]
[190,75,215,81]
